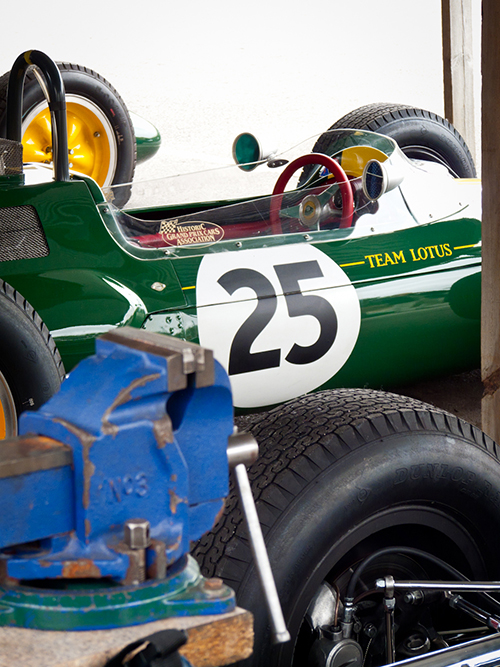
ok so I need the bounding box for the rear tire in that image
[0,281,64,438]
[193,389,500,667]
[301,104,476,184]
[0,62,136,206]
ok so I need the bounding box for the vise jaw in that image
[0,328,235,629]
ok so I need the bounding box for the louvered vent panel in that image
[0,138,23,175]
[0,206,49,261]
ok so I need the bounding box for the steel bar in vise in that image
[228,431,291,645]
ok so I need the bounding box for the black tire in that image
[193,389,500,667]
[0,62,136,206]
[302,103,476,183]
[0,280,65,438]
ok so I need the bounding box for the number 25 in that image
[218,260,338,376]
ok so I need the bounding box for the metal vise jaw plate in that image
[101,327,214,391]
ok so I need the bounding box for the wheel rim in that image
[21,95,118,186]
[0,370,17,439]
[286,505,488,667]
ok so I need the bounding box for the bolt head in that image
[364,623,377,638]
[204,577,224,591]
[124,519,151,549]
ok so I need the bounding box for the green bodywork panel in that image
[168,217,480,390]
[0,128,482,410]
[0,177,185,370]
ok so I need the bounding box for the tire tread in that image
[301,102,476,181]
[0,279,64,381]
[193,389,497,579]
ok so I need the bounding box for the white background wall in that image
[1,0,481,180]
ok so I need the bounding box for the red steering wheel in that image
[269,153,354,234]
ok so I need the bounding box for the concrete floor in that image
[389,369,482,429]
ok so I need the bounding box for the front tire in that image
[0,281,64,438]
[194,389,500,667]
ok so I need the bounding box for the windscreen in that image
[105,129,398,208]
[98,129,413,258]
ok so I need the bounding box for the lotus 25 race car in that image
[0,52,481,421]
[2,51,498,667]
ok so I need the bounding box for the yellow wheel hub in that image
[21,95,117,187]
[0,370,16,439]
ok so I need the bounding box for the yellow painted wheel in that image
[0,370,16,439]
[22,95,118,187]
[0,62,136,205]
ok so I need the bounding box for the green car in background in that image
[0,54,161,207]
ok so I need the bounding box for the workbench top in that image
[0,607,253,667]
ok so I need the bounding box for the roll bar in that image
[6,50,69,182]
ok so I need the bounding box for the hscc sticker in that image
[197,244,361,408]
[159,219,224,247]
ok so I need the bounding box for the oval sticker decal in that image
[159,219,224,247]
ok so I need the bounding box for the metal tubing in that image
[385,605,396,664]
[383,576,396,664]
[376,579,500,593]
[6,50,69,182]
[384,633,500,667]
[233,463,290,644]
[448,594,500,631]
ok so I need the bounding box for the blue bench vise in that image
[0,328,239,630]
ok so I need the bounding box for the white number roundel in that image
[197,244,360,409]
